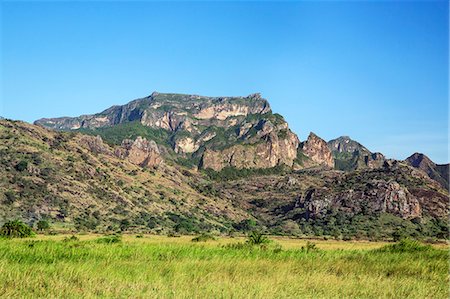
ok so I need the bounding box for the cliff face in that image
[300,133,334,168]
[35,92,270,131]
[35,92,300,171]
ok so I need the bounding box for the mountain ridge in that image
[7,91,445,239]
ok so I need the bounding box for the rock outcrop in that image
[327,136,385,171]
[405,153,449,190]
[300,133,334,168]
[115,136,163,168]
[79,135,112,155]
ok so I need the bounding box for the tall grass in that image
[0,236,447,298]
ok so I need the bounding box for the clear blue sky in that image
[1,1,448,163]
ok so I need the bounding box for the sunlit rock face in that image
[35,92,300,171]
[300,133,334,168]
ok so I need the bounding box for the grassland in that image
[0,235,447,298]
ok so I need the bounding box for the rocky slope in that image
[0,119,249,233]
[2,91,447,239]
[36,92,301,171]
[209,162,448,239]
[2,118,448,239]
[405,153,449,190]
[327,136,385,170]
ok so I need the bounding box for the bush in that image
[136,234,144,238]
[63,235,79,242]
[191,233,216,242]
[37,220,50,231]
[15,160,28,172]
[96,234,122,244]
[301,241,319,253]
[0,220,35,238]
[233,219,257,231]
[246,231,270,245]
[376,239,434,253]
[167,231,181,238]
[3,191,16,204]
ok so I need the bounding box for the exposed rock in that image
[298,180,422,220]
[200,125,299,171]
[35,92,289,170]
[79,135,111,155]
[174,137,198,154]
[405,153,449,190]
[328,136,370,153]
[115,136,163,168]
[300,133,334,168]
[327,136,385,171]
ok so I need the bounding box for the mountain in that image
[327,136,385,171]
[36,92,301,171]
[405,153,449,190]
[1,91,447,239]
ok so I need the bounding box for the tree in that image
[0,220,35,238]
[37,220,50,231]
[15,160,28,172]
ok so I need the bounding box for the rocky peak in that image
[405,153,449,190]
[405,153,432,168]
[300,132,334,168]
[327,136,385,171]
[35,92,302,171]
[327,136,370,154]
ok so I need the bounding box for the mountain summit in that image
[36,92,303,171]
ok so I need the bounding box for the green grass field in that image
[0,235,447,298]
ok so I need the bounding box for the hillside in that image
[0,92,447,239]
[0,119,249,233]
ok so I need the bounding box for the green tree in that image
[0,220,35,238]
[37,220,50,231]
[15,160,28,172]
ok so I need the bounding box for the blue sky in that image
[1,1,448,163]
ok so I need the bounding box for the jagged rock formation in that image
[36,92,300,171]
[327,136,385,170]
[300,133,334,168]
[405,153,449,190]
[115,137,163,168]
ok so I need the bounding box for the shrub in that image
[15,160,28,172]
[246,231,270,245]
[376,239,434,253]
[96,234,122,244]
[167,231,180,238]
[3,191,16,204]
[0,220,35,238]
[191,233,216,242]
[233,219,257,231]
[37,220,50,231]
[301,241,319,253]
[63,235,80,242]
